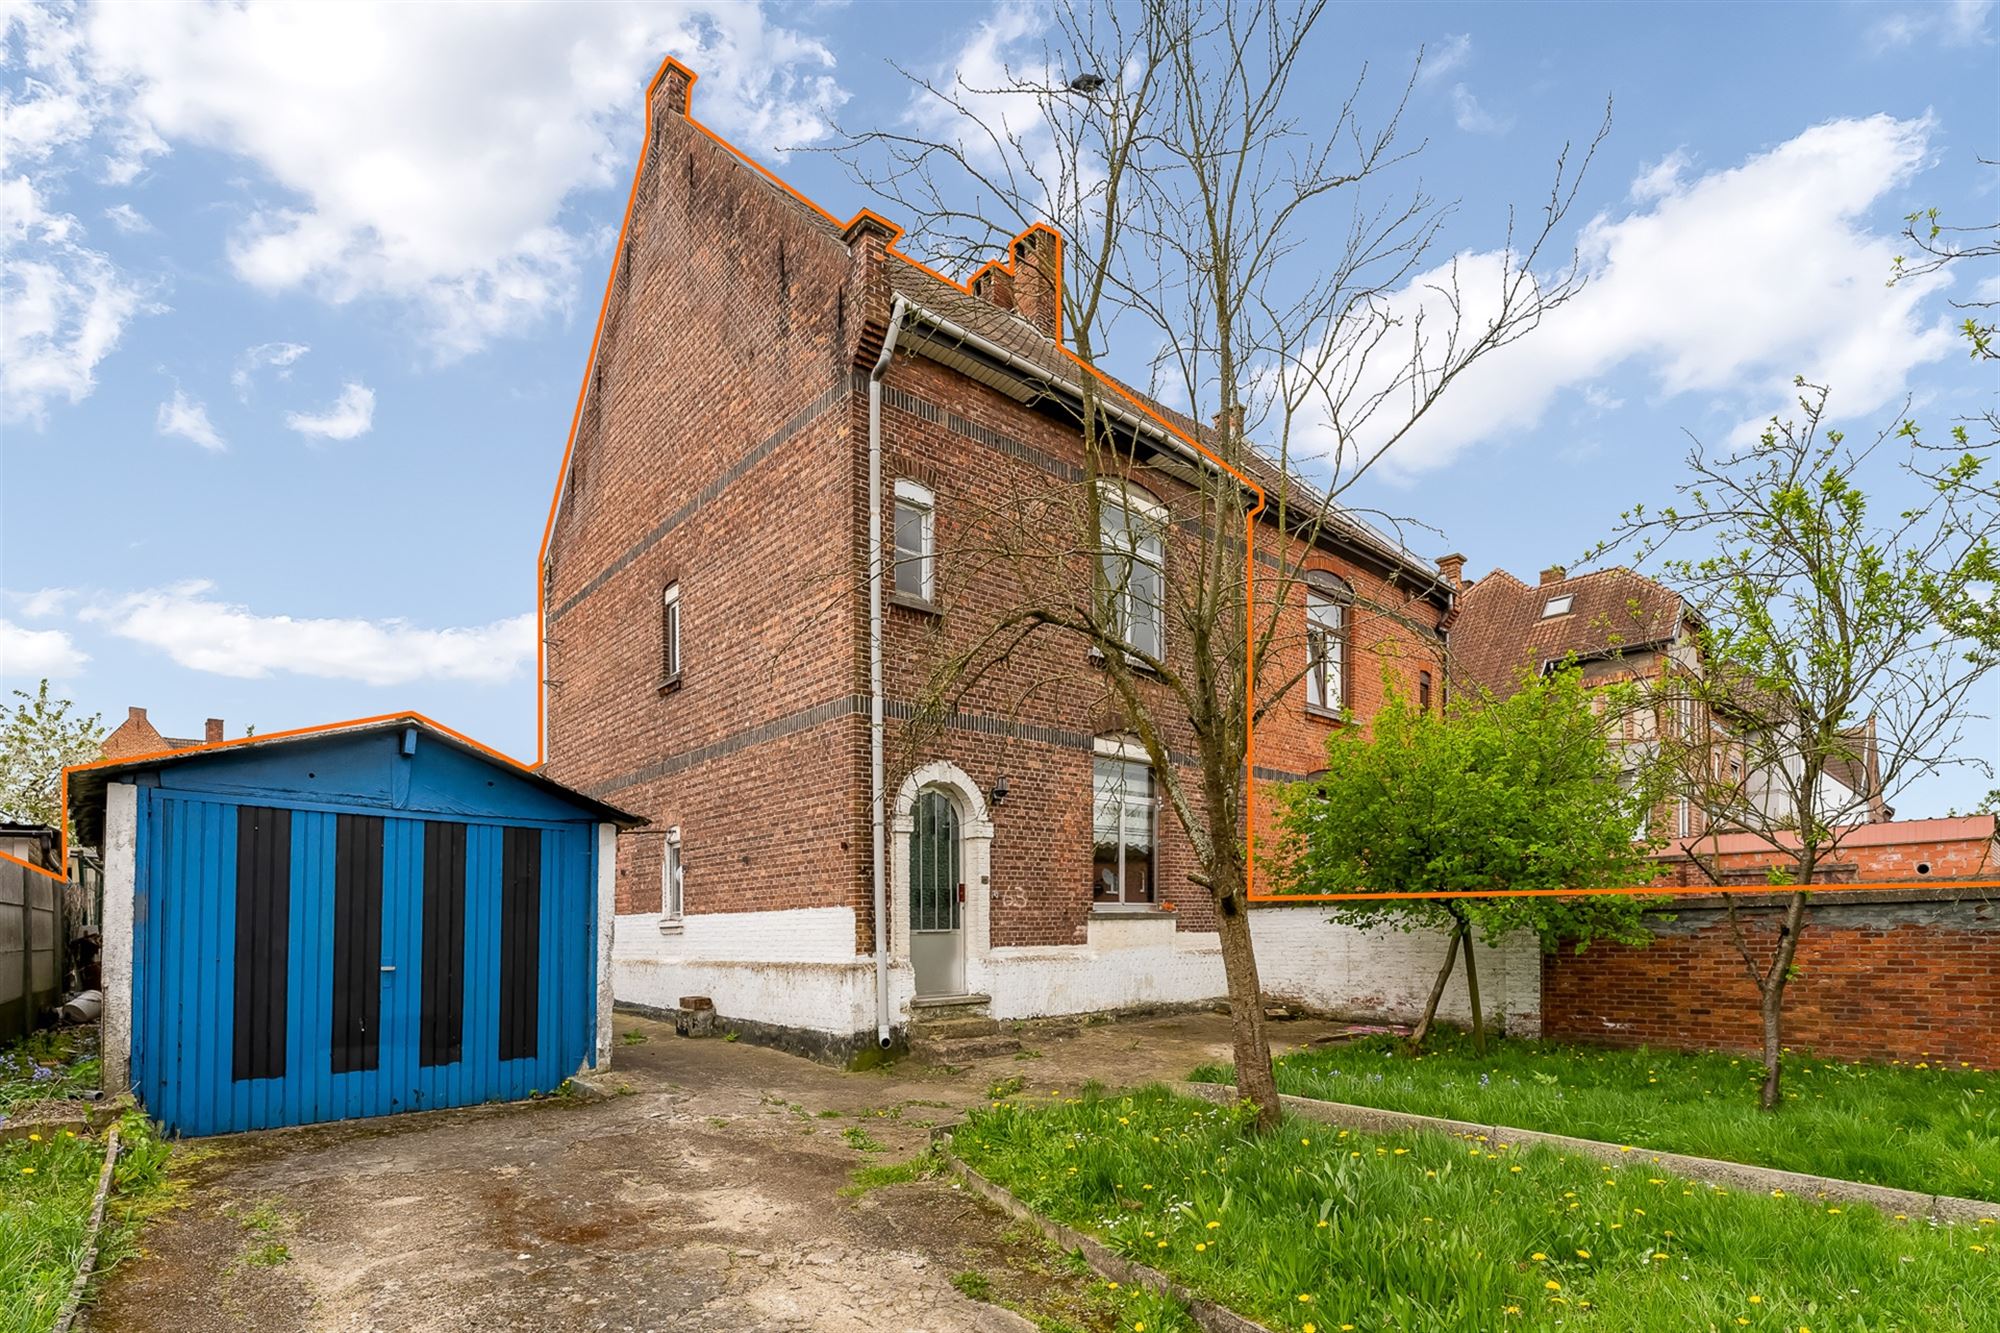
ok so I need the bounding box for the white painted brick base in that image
[611,902,1543,1041]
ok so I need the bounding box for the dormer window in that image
[1542,594,1574,618]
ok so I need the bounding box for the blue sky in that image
[2,0,1995,814]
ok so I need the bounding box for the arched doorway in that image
[908,787,963,997]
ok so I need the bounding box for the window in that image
[1098,482,1165,660]
[1419,670,1433,713]
[660,827,683,928]
[893,479,935,602]
[1542,594,1574,618]
[660,583,681,684]
[1092,741,1155,906]
[1304,571,1352,713]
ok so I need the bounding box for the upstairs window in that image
[1098,482,1165,660]
[1304,571,1353,713]
[1419,669,1434,713]
[660,583,682,684]
[1092,740,1155,907]
[893,479,935,602]
[1542,594,1575,618]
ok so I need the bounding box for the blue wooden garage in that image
[71,716,638,1136]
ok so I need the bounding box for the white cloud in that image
[101,201,150,232]
[231,339,308,397]
[284,381,374,441]
[1419,34,1472,84]
[0,619,88,678]
[79,2,847,358]
[0,5,145,423]
[1450,84,1512,135]
[155,386,224,450]
[82,580,532,686]
[1870,0,1992,47]
[1629,148,1692,201]
[1305,114,1958,478]
[6,588,76,619]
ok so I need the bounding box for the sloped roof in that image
[885,257,1448,595]
[1449,566,1686,698]
[67,714,643,846]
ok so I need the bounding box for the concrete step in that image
[914,1015,1002,1039]
[909,1032,1023,1065]
[908,994,994,1023]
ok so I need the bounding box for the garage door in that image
[132,792,597,1135]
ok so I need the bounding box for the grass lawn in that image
[954,1085,2000,1332]
[1,1034,172,1333]
[1191,1033,1999,1204]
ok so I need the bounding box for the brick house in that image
[100,707,228,761]
[538,60,1545,1057]
[1445,562,1885,840]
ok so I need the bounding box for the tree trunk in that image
[1409,922,1463,1051]
[1756,889,1811,1111]
[1460,914,1487,1056]
[1210,851,1280,1132]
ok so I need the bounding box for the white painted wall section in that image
[592,822,617,1071]
[100,782,137,1094]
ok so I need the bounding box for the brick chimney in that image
[654,58,694,118]
[128,706,147,725]
[205,718,225,745]
[1539,565,1567,586]
[971,264,1016,314]
[1436,553,1467,589]
[1011,227,1060,340]
[1212,405,1245,442]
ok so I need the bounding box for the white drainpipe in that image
[868,295,910,1049]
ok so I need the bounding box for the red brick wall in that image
[1542,821,2000,1067]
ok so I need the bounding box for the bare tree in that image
[1598,382,1999,1110]
[846,0,1603,1129]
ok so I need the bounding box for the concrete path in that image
[86,1010,1347,1332]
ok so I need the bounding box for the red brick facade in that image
[1542,818,2000,1067]
[541,65,1452,966]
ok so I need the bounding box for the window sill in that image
[887,592,940,617]
[1089,903,1167,917]
[657,673,683,697]
[1086,645,1162,678]
[658,918,685,935]
[1304,703,1346,725]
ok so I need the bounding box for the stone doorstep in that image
[1179,1081,2000,1226]
[935,1129,1275,1333]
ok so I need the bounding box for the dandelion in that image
[1576,1250,1590,1258]
[19,1167,34,1175]
[1544,1280,1561,1292]
[1531,1253,1547,1262]
[27,1133,40,1142]
[1749,1296,1762,1305]
[1195,1243,1206,1252]
[1299,1294,1313,1304]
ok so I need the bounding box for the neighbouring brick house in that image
[1445,562,1885,840]
[1543,815,2000,1067]
[538,60,1548,1057]
[100,706,228,760]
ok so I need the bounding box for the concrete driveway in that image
[86,1009,1348,1332]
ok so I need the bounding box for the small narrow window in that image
[893,479,935,602]
[660,827,684,927]
[1304,571,1353,714]
[1419,670,1433,713]
[1542,594,1575,618]
[661,583,682,684]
